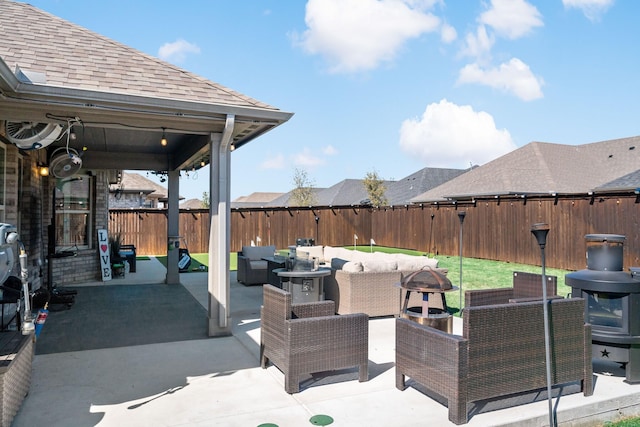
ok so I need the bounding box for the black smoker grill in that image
[566,234,640,383]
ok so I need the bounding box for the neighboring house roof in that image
[386,167,469,206]
[314,179,394,206]
[231,192,284,208]
[230,170,466,209]
[180,198,207,209]
[595,169,640,192]
[266,188,326,207]
[234,192,284,203]
[109,172,170,200]
[412,137,640,202]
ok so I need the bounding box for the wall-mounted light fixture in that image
[38,164,49,176]
[161,128,168,146]
[200,159,206,167]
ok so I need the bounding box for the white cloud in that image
[457,58,544,101]
[294,0,440,73]
[440,22,457,44]
[479,0,543,39]
[563,0,614,21]
[292,148,325,168]
[399,99,516,168]
[158,39,201,63]
[323,145,338,155]
[460,25,495,62]
[260,154,286,170]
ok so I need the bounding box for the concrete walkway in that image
[12,257,640,426]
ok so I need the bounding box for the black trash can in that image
[119,245,136,273]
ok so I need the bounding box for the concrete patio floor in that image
[12,257,640,427]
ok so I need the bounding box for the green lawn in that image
[605,417,640,426]
[154,252,237,272]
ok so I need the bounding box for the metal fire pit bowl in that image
[400,268,453,292]
[398,268,457,333]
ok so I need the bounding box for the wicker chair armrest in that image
[292,300,336,318]
[464,288,513,307]
[396,318,467,367]
[287,313,369,347]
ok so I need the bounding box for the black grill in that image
[566,234,640,383]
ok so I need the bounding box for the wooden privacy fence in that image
[109,194,639,271]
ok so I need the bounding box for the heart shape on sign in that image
[100,244,108,253]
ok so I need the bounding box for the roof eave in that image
[0,56,293,133]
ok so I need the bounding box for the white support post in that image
[208,115,234,336]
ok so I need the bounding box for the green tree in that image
[201,191,210,209]
[290,168,317,206]
[363,169,388,207]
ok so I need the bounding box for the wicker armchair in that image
[395,298,592,424]
[237,245,276,285]
[464,271,559,308]
[260,284,369,393]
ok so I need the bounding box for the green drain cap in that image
[309,414,334,425]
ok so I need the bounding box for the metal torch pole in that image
[457,211,466,314]
[531,223,555,427]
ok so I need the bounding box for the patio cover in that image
[0,1,293,336]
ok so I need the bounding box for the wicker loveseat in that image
[395,298,593,424]
[324,269,449,317]
[296,246,447,317]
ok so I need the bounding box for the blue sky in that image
[26,0,638,201]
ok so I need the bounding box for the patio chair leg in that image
[259,344,268,369]
[448,397,468,425]
[359,363,368,383]
[395,371,406,390]
[284,373,300,394]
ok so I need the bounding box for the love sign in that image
[97,229,112,281]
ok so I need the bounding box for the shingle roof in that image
[386,167,468,205]
[233,192,284,204]
[109,172,169,198]
[0,1,275,109]
[595,169,640,191]
[314,179,394,206]
[412,137,640,202]
[236,169,466,208]
[180,198,207,209]
[264,188,326,208]
[230,192,284,208]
